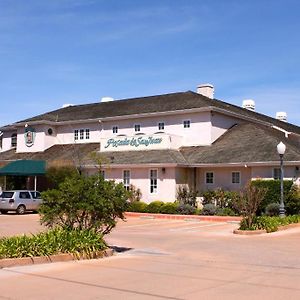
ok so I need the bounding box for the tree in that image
[40,174,129,235]
[233,182,267,229]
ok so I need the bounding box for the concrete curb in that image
[125,212,242,222]
[0,248,114,269]
[233,222,300,235]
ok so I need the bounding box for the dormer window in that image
[11,133,17,148]
[112,126,118,134]
[134,124,141,132]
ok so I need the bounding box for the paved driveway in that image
[0,215,300,299]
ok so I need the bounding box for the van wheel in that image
[16,205,26,215]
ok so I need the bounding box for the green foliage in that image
[251,180,293,214]
[233,182,267,229]
[265,203,280,216]
[201,204,218,215]
[216,207,236,216]
[46,166,78,189]
[160,202,179,214]
[127,201,148,212]
[40,174,128,235]
[285,185,300,215]
[127,184,142,203]
[176,185,198,207]
[201,189,240,213]
[0,228,106,259]
[177,204,196,215]
[146,201,165,213]
[239,215,300,233]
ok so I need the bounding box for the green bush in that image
[127,184,142,203]
[265,203,280,216]
[145,201,165,213]
[201,204,218,215]
[239,215,300,233]
[251,180,293,214]
[0,228,106,259]
[40,174,128,235]
[176,185,197,207]
[160,202,179,214]
[216,207,236,216]
[127,201,148,212]
[46,165,78,189]
[177,204,196,215]
[285,185,300,215]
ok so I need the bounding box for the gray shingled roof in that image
[181,123,300,164]
[16,91,300,135]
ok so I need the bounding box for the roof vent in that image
[62,104,73,108]
[101,97,114,103]
[276,112,287,122]
[242,99,255,111]
[196,83,214,99]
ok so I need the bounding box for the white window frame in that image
[112,126,118,134]
[11,133,17,148]
[158,121,165,131]
[85,129,90,140]
[123,170,130,190]
[74,130,79,141]
[183,119,191,128]
[205,171,214,184]
[231,171,241,184]
[134,124,141,132]
[79,129,84,140]
[150,169,158,194]
[273,168,281,180]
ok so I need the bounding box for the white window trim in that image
[231,171,241,184]
[123,169,130,190]
[157,121,165,131]
[85,128,90,139]
[205,171,214,184]
[149,168,158,194]
[183,119,191,129]
[134,124,141,132]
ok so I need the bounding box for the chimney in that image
[276,112,287,122]
[196,83,214,99]
[242,99,255,111]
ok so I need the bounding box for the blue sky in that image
[0,0,299,126]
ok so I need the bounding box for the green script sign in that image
[104,136,163,149]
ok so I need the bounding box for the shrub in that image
[285,185,300,215]
[265,203,280,216]
[46,165,78,189]
[251,180,293,214]
[145,201,165,213]
[201,204,218,215]
[127,184,142,203]
[233,182,267,229]
[216,207,236,216]
[160,202,179,214]
[177,204,196,215]
[40,174,128,235]
[0,228,106,259]
[176,185,197,207]
[127,201,148,212]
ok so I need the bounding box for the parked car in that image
[0,190,43,214]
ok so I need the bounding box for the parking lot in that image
[1,214,300,299]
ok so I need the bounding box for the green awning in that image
[0,160,46,176]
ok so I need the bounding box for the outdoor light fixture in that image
[277,141,286,217]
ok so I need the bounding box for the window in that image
[112,126,118,134]
[232,172,241,184]
[134,124,141,132]
[123,170,130,190]
[183,120,190,128]
[158,122,165,131]
[205,172,214,184]
[30,191,41,199]
[150,169,158,193]
[273,168,281,180]
[80,129,84,140]
[19,191,30,199]
[11,133,17,148]
[74,130,79,140]
[85,129,90,139]
[0,135,2,149]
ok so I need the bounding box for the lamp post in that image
[277,141,286,218]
